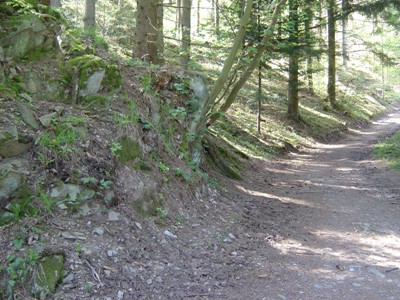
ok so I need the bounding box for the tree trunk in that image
[176,0,182,35]
[215,0,220,36]
[208,0,254,107]
[305,2,314,93]
[135,0,158,63]
[197,0,201,34]
[180,0,191,68]
[287,0,300,121]
[84,0,96,32]
[157,0,165,64]
[50,0,61,8]
[327,0,336,107]
[342,0,349,67]
[208,0,287,125]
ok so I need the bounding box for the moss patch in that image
[32,255,64,298]
[116,136,140,163]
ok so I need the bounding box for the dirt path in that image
[222,105,400,299]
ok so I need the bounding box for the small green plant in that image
[154,207,168,219]
[3,187,38,224]
[39,192,54,214]
[175,215,185,223]
[158,162,169,172]
[169,107,187,121]
[173,83,189,95]
[142,73,152,94]
[75,243,81,255]
[173,168,190,182]
[110,141,122,158]
[0,237,39,298]
[81,177,98,186]
[114,100,138,127]
[99,179,112,190]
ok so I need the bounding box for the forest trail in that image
[222,104,400,299]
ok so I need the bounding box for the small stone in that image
[58,203,67,210]
[117,291,124,299]
[135,222,142,230]
[230,251,238,256]
[107,250,117,257]
[223,238,232,244]
[63,273,75,284]
[164,230,177,239]
[79,204,90,216]
[347,265,362,272]
[146,279,153,285]
[17,101,39,129]
[368,268,386,278]
[39,112,57,127]
[107,211,120,221]
[94,227,105,236]
[104,270,111,278]
[228,233,236,240]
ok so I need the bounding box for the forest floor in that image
[2,102,400,300]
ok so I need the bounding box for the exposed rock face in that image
[0,126,33,158]
[116,166,162,215]
[31,255,65,298]
[79,69,106,97]
[1,14,59,59]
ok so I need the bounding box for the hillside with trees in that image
[1,0,400,299]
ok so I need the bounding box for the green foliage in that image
[141,73,152,94]
[39,192,55,214]
[157,162,169,172]
[113,99,138,126]
[36,115,86,171]
[169,107,187,122]
[374,130,400,169]
[112,136,140,163]
[110,141,122,158]
[0,236,39,299]
[1,187,38,225]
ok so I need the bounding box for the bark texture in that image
[135,0,158,63]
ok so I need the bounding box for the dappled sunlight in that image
[300,105,345,124]
[235,184,319,208]
[267,227,400,281]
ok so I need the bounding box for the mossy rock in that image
[116,136,140,163]
[64,54,122,100]
[32,255,64,298]
[0,12,60,59]
[130,188,163,217]
[204,136,242,180]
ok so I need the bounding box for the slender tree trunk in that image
[342,0,349,67]
[257,62,262,133]
[157,0,165,64]
[197,0,201,34]
[176,0,182,35]
[215,0,220,36]
[50,0,61,8]
[208,0,287,125]
[287,0,300,121]
[305,2,314,93]
[208,0,254,105]
[180,0,191,68]
[327,0,336,108]
[135,0,159,63]
[84,0,96,32]
[257,3,262,133]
